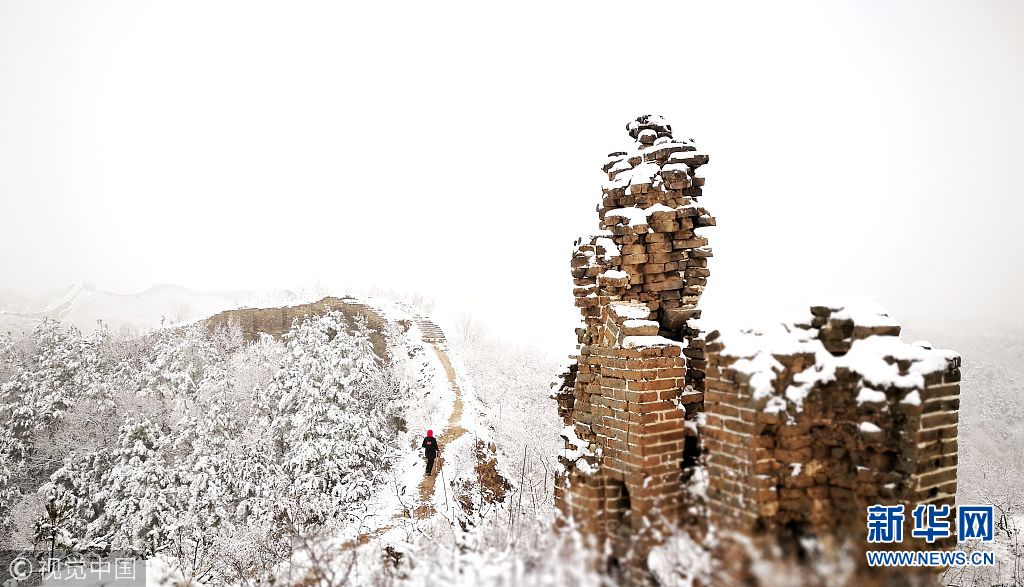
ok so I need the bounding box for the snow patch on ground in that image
[648,529,713,587]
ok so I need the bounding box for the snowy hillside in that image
[0,296,575,586]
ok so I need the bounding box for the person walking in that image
[422,429,439,476]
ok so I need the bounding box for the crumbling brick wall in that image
[554,114,715,566]
[205,296,391,358]
[701,304,960,584]
[554,116,960,584]
[704,305,960,539]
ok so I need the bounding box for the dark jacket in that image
[422,436,438,458]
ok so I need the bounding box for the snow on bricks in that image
[554,114,715,570]
[703,300,960,542]
[553,115,961,584]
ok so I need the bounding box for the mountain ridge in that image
[0,282,326,335]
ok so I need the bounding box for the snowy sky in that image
[1,0,1022,354]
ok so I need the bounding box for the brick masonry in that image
[553,116,960,584]
[553,115,715,569]
[701,307,960,585]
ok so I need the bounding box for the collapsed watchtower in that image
[553,116,961,584]
[553,114,715,562]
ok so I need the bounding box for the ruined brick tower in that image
[553,114,715,562]
[554,115,961,584]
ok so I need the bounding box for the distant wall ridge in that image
[205,296,391,358]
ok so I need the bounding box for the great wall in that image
[553,115,961,585]
[195,124,964,583]
[205,296,391,356]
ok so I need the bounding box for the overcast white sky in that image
[1,0,1021,354]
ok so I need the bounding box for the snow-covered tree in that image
[0,320,111,540]
[12,308,409,584]
[262,312,401,527]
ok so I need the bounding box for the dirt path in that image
[413,343,467,518]
[339,341,468,554]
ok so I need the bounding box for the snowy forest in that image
[0,303,612,585]
[0,312,403,580]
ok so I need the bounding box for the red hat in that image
[427,430,433,437]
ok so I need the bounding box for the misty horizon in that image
[2,1,1023,351]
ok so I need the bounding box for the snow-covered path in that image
[335,316,477,553]
[414,343,468,518]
